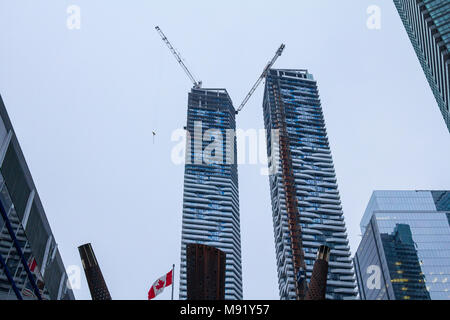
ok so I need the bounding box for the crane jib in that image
[236,44,285,114]
[156,25,285,110]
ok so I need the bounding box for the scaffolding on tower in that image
[270,77,308,300]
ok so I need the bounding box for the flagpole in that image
[171,264,175,300]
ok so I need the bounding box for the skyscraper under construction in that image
[154,26,243,301]
[262,69,357,300]
[179,88,243,300]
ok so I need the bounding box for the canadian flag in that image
[148,270,173,300]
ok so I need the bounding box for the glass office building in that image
[179,88,242,300]
[354,191,450,300]
[0,95,74,300]
[262,69,357,300]
[394,0,450,132]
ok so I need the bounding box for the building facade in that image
[0,95,74,300]
[262,69,357,300]
[179,88,242,300]
[394,0,450,132]
[354,190,450,300]
[186,244,226,300]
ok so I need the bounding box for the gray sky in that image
[1,0,449,300]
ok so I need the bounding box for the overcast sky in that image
[1,0,449,300]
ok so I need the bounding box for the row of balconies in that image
[182,219,241,243]
[181,227,241,244]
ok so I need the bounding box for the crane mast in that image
[236,44,285,114]
[155,26,202,89]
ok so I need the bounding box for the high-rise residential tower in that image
[394,0,450,132]
[179,88,242,300]
[354,190,450,300]
[0,95,74,300]
[262,69,357,300]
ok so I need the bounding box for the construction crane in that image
[155,26,202,89]
[235,44,285,114]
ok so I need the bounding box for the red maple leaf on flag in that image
[155,279,165,290]
[148,269,173,300]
